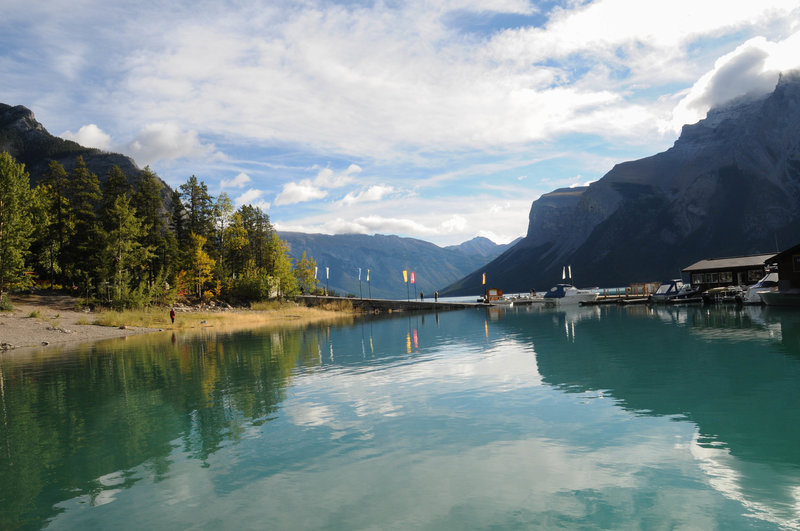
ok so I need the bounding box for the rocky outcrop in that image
[0,104,168,200]
[444,69,800,295]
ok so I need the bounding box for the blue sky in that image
[2,0,799,246]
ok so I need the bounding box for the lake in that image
[2,304,800,529]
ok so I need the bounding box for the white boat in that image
[759,289,800,307]
[742,271,778,304]
[543,283,598,306]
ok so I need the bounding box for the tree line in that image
[0,152,319,307]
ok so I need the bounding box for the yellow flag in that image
[482,272,486,285]
[403,270,408,283]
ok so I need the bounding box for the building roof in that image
[766,243,800,263]
[682,253,777,272]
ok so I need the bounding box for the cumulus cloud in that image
[669,33,800,131]
[123,122,215,166]
[221,172,251,190]
[338,185,396,206]
[60,124,112,150]
[274,180,327,206]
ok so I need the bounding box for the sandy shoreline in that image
[1,294,353,353]
[0,294,159,352]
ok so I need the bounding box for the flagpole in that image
[358,268,363,299]
[367,269,371,299]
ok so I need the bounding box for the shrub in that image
[0,293,12,311]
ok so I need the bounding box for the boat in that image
[759,289,800,307]
[543,284,598,306]
[742,271,779,304]
[702,285,745,304]
[543,266,598,306]
[648,279,699,303]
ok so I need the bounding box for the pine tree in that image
[42,159,71,283]
[103,194,146,304]
[179,175,213,239]
[101,165,132,230]
[132,166,167,285]
[65,157,103,282]
[0,153,33,293]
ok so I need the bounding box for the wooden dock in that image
[298,295,488,313]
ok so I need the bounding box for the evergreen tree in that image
[103,194,146,305]
[223,212,250,280]
[132,166,167,284]
[42,159,71,283]
[101,165,132,226]
[179,175,213,239]
[64,156,103,284]
[0,153,33,293]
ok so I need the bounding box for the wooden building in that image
[682,253,776,290]
[765,244,800,290]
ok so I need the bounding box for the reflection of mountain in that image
[497,305,800,523]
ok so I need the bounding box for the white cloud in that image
[274,180,327,206]
[235,188,270,209]
[123,122,216,166]
[60,124,112,150]
[668,33,800,131]
[221,172,251,190]
[338,185,396,206]
[314,164,361,188]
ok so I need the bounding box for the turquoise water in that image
[2,304,800,529]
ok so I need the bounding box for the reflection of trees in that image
[0,326,325,529]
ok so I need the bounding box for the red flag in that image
[410,271,415,284]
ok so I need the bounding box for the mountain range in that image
[443,69,800,295]
[280,232,516,299]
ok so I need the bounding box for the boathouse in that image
[682,253,776,290]
[764,243,800,290]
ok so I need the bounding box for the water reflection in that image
[1,305,800,528]
[493,304,800,527]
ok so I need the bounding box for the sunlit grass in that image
[93,301,356,331]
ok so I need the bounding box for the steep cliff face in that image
[0,103,173,208]
[444,70,800,295]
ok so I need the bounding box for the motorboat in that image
[759,289,800,307]
[543,284,598,306]
[648,279,699,303]
[742,271,779,304]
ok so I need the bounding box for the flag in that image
[410,271,415,284]
[403,270,408,283]
[326,267,329,279]
[562,266,566,280]
[314,266,318,280]
[568,265,572,279]
[482,272,486,285]
[358,267,361,281]
[367,269,370,282]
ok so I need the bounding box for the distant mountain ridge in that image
[443,69,800,295]
[280,232,514,298]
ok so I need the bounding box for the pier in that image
[298,295,488,313]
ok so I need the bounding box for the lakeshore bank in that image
[0,294,355,353]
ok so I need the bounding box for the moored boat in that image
[742,271,779,304]
[543,283,598,306]
[649,279,699,303]
[759,289,800,306]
